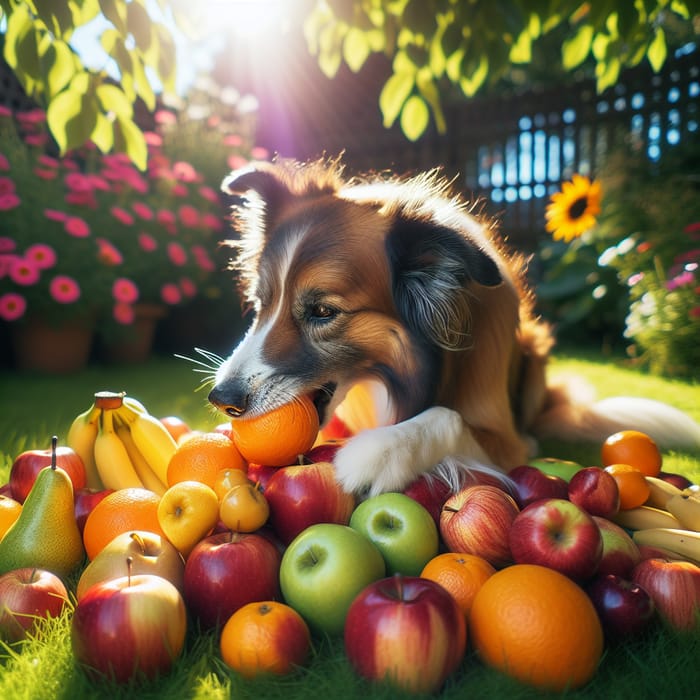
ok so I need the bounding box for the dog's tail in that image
[532,378,700,450]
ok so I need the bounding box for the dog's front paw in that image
[334,427,396,495]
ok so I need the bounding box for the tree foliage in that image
[304,0,700,140]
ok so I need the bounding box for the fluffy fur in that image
[208,158,700,495]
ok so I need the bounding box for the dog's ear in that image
[221,163,291,217]
[386,217,502,350]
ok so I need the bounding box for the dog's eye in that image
[307,303,338,323]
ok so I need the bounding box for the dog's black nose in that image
[208,385,249,417]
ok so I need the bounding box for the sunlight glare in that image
[203,0,290,40]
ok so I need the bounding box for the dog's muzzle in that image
[208,384,249,417]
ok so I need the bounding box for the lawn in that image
[0,348,699,700]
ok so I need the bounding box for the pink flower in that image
[65,172,94,192]
[137,232,158,252]
[251,146,270,160]
[179,277,197,298]
[38,154,60,169]
[44,208,68,222]
[667,270,695,290]
[157,209,177,226]
[684,222,700,234]
[132,202,154,220]
[24,133,48,147]
[0,176,16,194]
[0,153,9,170]
[199,186,219,203]
[690,307,700,319]
[173,161,198,183]
[192,245,215,272]
[88,174,110,191]
[0,106,11,118]
[112,277,140,304]
[17,109,46,125]
[227,154,248,170]
[64,216,90,237]
[25,243,57,270]
[172,183,188,197]
[178,204,199,227]
[161,283,182,305]
[34,168,58,180]
[0,237,16,253]
[65,190,98,208]
[155,109,177,125]
[144,131,163,147]
[223,134,243,147]
[96,238,123,265]
[49,275,80,303]
[202,213,223,231]
[627,272,644,286]
[167,242,187,266]
[111,206,135,226]
[113,302,135,324]
[9,257,40,285]
[0,193,21,210]
[0,253,18,277]
[0,292,27,321]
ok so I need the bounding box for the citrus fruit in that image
[220,600,311,679]
[219,483,270,532]
[604,463,651,510]
[470,563,603,692]
[0,495,22,539]
[82,487,164,560]
[420,552,495,618]
[159,416,192,442]
[167,432,247,488]
[601,430,662,477]
[229,396,319,467]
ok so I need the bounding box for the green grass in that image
[0,350,699,700]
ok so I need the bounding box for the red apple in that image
[264,461,356,545]
[304,439,345,464]
[0,483,12,498]
[10,445,86,503]
[320,413,354,440]
[0,568,69,643]
[585,573,655,637]
[567,467,620,518]
[74,487,114,534]
[439,485,519,568]
[71,573,187,683]
[402,474,453,526]
[509,498,603,581]
[507,465,569,508]
[631,558,700,631]
[593,516,642,577]
[183,531,281,629]
[344,575,466,694]
[658,472,694,490]
[246,462,278,491]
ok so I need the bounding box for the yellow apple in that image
[157,481,220,557]
[219,483,270,533]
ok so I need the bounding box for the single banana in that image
[612,505,683,531]
[94,409,144,491]
[114,417,167,496]
[123,395,147,413]
[666,492,700,532]
[644,476,683,510]
[117,403,177,485]
[632,527,700,565]
[67,403,104,490]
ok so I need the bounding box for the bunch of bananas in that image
[67,391,178,496]
[612,475,700,564]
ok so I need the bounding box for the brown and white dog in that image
[207,158,700,495]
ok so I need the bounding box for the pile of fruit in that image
[1,390,699,695]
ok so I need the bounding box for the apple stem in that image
[126,556,133,586]
[130,532,146,553]
[50,435,57,470]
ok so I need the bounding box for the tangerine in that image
[470,563,603,692]
[0,495,22,540]
[229,396,319,467]
[220,600,311,679]
[604,463,651,510]
[420,552,495,618]
[601,430,662,477]
[167,432,247,489]
[82,487,164,560]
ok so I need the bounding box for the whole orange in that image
[167,432,247,488]
[82,487,165,560]
[470,563,603,692]
[601,430,662,477]
[604,463,651,510]
[220,600,311,678]
[420,552,495,618]
[229,396,319,467]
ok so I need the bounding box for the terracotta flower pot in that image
[101,303,167,365]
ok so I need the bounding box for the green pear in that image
[0,438,85,579]
[77,530,185,600]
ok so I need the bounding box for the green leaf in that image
[90,111,114,153]
[318,22,345,78]
[99,0,128,35]
[379,71,414,128]
[46,74,96,154]
[400,94,429,141]
[416,68,445,133]
[96,83,133,118]
[595,55,620,92]
[509,29,532,64]
[127,0,153,53]
[41,39,77,99]
[113,114,147,170]
[562,23,594,69]
[343,27,370,72]
[459,54,488,97]
[647,27,667,72]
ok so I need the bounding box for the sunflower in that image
[545,174,602,242]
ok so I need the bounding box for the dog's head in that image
[208,159,506,426]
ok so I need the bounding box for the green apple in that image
[279,523,385,635]
[349,493,439,576]
[529,458,582,482]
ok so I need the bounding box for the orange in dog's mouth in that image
[310,382,337,425]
